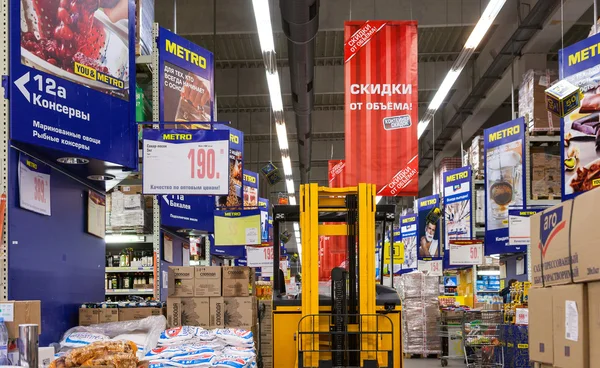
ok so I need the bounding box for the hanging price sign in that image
[417,259,443,276]
[246,246,274,268]
[143,129,230,195]
[449,240,484,266]
[18,153,51,216]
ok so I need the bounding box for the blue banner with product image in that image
[399,215,418,273]
[559,32,600,200]
[484,117,527,255]
[158,27,215,123]
[9,0,137,169]
[417,194,442,260]
[259,198,271,244]
[443,166,473,269]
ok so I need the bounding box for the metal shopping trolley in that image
[462,311,504,368]
[438,310,465,366]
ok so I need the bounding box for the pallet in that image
[531,194,559,201]
[403,353,441,359]
[530,128,560,136]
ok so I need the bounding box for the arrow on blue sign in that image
[14,72,30,102]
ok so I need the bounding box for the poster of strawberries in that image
[20,0,131,100]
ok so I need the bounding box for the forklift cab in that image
[269,184,403,368]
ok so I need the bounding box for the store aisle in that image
[404,358,463,368]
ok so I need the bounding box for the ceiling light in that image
[293,222,300,231]
[251,0,275,52]
[286,178,295,194]
[464,0,507,49]
[376,196,382,204]
[282,156,293,176]
[289,196,297,205]
[57,157,89,165]
[87,174,116,181]
[266,71,284,112]
[275,123,289,150]
[428,69,461,110]
[419,0,506,139]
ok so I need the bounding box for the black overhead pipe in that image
[279,0,319,183]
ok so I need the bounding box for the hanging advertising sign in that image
[18,153,51,216]
[142,129,229,195]
[449,240,483,266]
[9,0,137,168]
[484,117,526,255]
[417,259,442,276]
[508,209,543,250]
[417,195,442,259]
[214,209,261,246]
[559,32,600,199]
[158,27,214,125]
[258,198,270,244]
[246,246,274,268]
[443,167,473,250]
[328,160,346,187]
[243,170,259,208]
[400,215,418,271]
[214,125,244,209]
[344,21,419,196]
[160,195,215,232]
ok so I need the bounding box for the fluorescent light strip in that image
[252,0,296,201]
[418,0,506,139]
[251,0,275,52]
[293,222,300,231]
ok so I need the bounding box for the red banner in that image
[344,21,419,196]
[328,160,346,187]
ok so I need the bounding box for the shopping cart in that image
[462,311,504,368]
[438,310,465,366]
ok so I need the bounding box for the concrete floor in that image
[403,357,464,368]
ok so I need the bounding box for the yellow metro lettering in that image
[488,124,521,142]
[162,133,192,140]
[165,39,207,69]
[230,134,239,144]
[26,160,37,170]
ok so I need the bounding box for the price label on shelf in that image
[449,240,484,266]
[246,246,274,268]
[143,129,230,195]
[18,153,51,216]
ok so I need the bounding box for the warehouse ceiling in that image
[154,0,595,253]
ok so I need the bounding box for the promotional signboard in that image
[143,129,229,195]
[258,198,270,244]
[214,209,261,246]
[18,153,51,216]
[214,125,244,209]
[246,246,274,268]
[417,259,442,276]
[87,190,106,239]
[417,195,442,259]
[243,170,259,208]
[484,117,527,255]
[160,195,215,233]
[508,209,543,251]
[399,215,418,271]
[443,167,473,250]
[9,0,137,168]
[559,32,600,199]
[158,27,214,125]
[344,21,419,196]
[328,160,346,187]
[449,240,483,266]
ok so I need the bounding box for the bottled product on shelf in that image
[0,317,9,365]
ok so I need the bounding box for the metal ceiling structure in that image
[155,0,595,252]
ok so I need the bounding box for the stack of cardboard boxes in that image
[167,266,256,330]
[469,135,484,179]
[531,146,561,200]
[79,306,165,326]
[518,69,560,134]
[529,187,600,368]
[108,185,153,232]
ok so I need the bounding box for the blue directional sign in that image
[160,194,215,233]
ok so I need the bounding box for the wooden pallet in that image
[530,128,560,136]
[403,353,441,359]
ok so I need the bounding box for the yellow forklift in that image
[270,184,403,368]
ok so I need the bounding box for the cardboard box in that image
[531,187,600,287]
[167,297,210,328]
[262,356,273,368]
[119,307,163,322]
[194,267,222,297]
[222,266,251,297]
[210,297,225,329]
[79,308,98,326]
[529,287,554,364]
[553,284,588,368]
[588,282,600,368]
[224,297,256,329]
[0,301,41,338]
[168,266,195,297]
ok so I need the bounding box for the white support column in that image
[0,0,10,301]
[151,23,161,300]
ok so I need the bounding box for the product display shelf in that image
[106,267,153,273]
[105,289,154,296]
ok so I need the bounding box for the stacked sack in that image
[399,272,441,356]
[146,326,256,368]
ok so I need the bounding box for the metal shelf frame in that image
[1,0,9,301]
